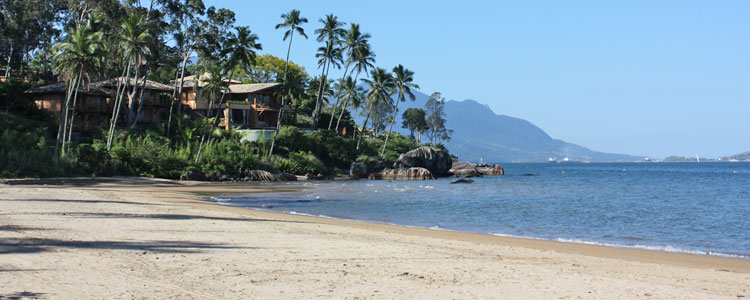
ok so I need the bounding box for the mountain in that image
[720,151,750,161]
[376,90,641,163]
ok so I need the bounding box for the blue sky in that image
[205,0,749,158]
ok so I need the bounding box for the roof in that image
[95,77,173,91]
[176,73,242,87]
[228,83,280,94]
[25,82,112,96]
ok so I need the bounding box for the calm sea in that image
[215,162,750,258]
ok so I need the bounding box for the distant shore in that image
[1,177,748,299]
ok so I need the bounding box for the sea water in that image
[215,162,750,258]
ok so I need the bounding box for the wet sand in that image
[1,177,748,299]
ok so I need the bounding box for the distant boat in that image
[548,157,557,163]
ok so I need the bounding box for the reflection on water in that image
[217,162,750,258]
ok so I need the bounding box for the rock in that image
[306,172,332,180]
[476,163,504,175]
[451,179,474,184]
[370,167,435,180]
[452,168,481,178]
[180,170,207,181]
[394,147,452,176]
[450,162,504,177]
[350,158,387,178]
[244,170,297,182]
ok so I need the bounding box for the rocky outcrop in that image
[451,179,474,184]
[449,162,504,177]
[349,157,388,178]
[369,167,435,180]
[393,147,452,176]
[180,170,208,181]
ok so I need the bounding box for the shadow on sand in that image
[0,237,252,255]
[0,291,46,300]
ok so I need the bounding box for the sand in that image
[1,177,748,299]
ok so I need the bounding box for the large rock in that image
[450,162,504,177]
[393,147,452,176]
[180,170,207,181]
[370,167,435,180]
[349,158,388,178]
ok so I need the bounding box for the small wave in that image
[555,238,749,259]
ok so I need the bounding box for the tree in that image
[328,23,372,130]
[357,67,394,150]
[381,65,418,156]
[312,14,345,123]
[246,54,307,83]
[195,26,261,164]
[52,17,103,156]
[268,9,307,159]
[0,0,64,80]
[425,92,452,146]
[120,13,152,126]
[333,76,363,132]
[401,108,427,145]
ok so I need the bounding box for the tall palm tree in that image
[381,65,419,156]
[121,14,152,127]
[333,43,375,130]
[357,67,394,150]
[333,76,364,132]
[52,21,103,156]
[269,9,307,159]
[195,26,262,164]
[107,13,151,149]
[328,24,371,130]
[312,14,345,124]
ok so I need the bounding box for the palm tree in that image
[312,14,345,124]
[381,65,419,156]
[333,43,375,130]
[121,14,152,127]
[107,13,151,149]
[52,20,103,156]
[195,26,262,164]
[328,24,372,130]
[333,76,364,132]
[269,9,308,159]
[193,64,228,162]
[357,67,394,150]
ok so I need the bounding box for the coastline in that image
[2,177,749,299]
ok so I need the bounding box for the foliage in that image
[401,107,428,142]
[425,92,452,145]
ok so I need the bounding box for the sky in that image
[204,0,749,159]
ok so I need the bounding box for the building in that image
[175,73,294,130]
[25,77,173,134]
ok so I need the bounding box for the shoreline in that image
[2,177,749,298]
[212,195,750,262]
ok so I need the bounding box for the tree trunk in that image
[335,71,359,132]
[355,97,374,151]
[108,66,131,150]
[66,70,84,153]
[268,30,294,160]
[131,70,149,127]
[380,97,401,156]
[312,52,329,126]
[4,43,12,79]
[328,62,352,130]
[176,50,190,114]
[166,58,182,138]
[127,56,141,126]
[60,72,82,156]
[195,71,234,164]
[55,76,76,156]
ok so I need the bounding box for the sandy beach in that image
[1,178,748,299]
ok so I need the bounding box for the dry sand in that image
[1,177,748,299]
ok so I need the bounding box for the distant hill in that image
[367,90,641,163]
[720,151,750,161]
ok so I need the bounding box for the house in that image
[25,77,174,134]
[175,73,294,130]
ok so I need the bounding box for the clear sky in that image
[204,0,749,159]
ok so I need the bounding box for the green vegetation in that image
[0,1,448,179]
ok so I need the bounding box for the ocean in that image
[214,162,750,258]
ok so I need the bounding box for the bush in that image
[288,151,326,175]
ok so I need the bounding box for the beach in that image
[1,178,748,299]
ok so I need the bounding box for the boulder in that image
[349,158,387,178]
[393,147,452,176]
[370,167,435,180]
[180,170,207,181]
[451,179,474,184]
[450,162,504,177]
